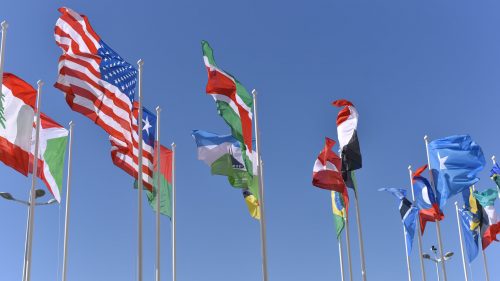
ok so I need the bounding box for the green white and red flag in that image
[201,41,254,174]
[146,144,173,218]
[30,114,68,202]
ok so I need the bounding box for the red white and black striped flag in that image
[332,99,362,172]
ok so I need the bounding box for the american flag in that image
[54,7,154,188]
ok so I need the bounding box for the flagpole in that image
[481,249,489,281]
[338,235,345,281]
[350,172,367,281]
[251,89,269,281]
[403,226,412,281]
[454,201,469,281]
[171,142,176,281]
[343,213,353,281]
[137,59,144,281]
[155,106,161,281]
[61,121,75,281]
[492,156,499,199]
[424,135,447,281]
[25,80,43,281]
[0,21,8,86]
[408,166,426,281]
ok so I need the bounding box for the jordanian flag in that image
[201,41,254,176]
[146,144,173,218]
[30,114,69,202]
[192,129,260,219]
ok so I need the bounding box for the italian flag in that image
[0,73,36,176]
[201,41,255,175]
[30,114,69,203]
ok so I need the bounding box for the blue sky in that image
[1,1,500,280]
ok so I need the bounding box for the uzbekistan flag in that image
[0,73,36,176]
[201,41,254,176]
[312,137,347,193]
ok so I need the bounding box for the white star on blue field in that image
[1,1,499,280]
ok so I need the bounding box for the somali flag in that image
[428,135,485,207]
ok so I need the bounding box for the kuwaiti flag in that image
[312,137,347,193]
[0,73,36,176]
[201,41,254,176]
[192,130,260,219]
[429,135,485,207]
[412,164,444,234]
[473,189,500,249]
[30,114,68,202]
[332,100,361,172]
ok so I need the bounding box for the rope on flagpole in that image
[408,166,426,281]
[62,122,75,281]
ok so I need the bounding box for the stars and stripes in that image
[54,7,136,151]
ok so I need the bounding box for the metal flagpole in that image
[155,107,161,281]
[343,213,353,281]
[0,21,8,85]
[350,172,367,281]
[408,166,426,281]
[403,226,412,281]
[171,142,176,281]
[423,135,447,281]
[25,80,43,281]
[481,250,489,281]
[454,202,469,281]
[338,235,345,281]
[61,122,75,281]
[492,156,499,199]
[251,89,269,281]
[137,59,144,281]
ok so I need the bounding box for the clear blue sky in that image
[1,1,499,280]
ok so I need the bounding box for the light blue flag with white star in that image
[428,135,485,208]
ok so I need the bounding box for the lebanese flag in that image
[332,100,362,172]
[0,73,36,175]
[312,137,347,193]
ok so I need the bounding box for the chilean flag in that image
[312,137,347,193]
[412,164,444,233]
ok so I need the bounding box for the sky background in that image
[1,0,500,280]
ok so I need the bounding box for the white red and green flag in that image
[201,41,255,176]
[0,73,36,175]
[30,114,68,202]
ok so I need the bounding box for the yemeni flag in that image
[0,73,36,175]
[29,114,69,202]
[201,41,254,176]
[473,189,500,249]
[332,100,362,182]
[312,137,347,193]
[145,144,173,218]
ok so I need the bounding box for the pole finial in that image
[408,165,412,171]
[424,135,429,141]
[156,106,161,113]
[1,21,8,30]
[37,80,43,87]
[137,59,144,67]
[69,121,74,127]
[492,155,496,164]
[171,142,176,148]
[251,89,257,96]
[454,201,458,206]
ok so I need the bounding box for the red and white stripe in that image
[54,7,134,150]
[110,103,154,190]
[332,99,358,150]
[0,73,36,175]
[312,137,346,192]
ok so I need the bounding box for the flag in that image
[428,135,486,207]
[0,73,36,175]
[490,163,500,192]
[458,208,480,263]
[412,164,444,234]
[201,41,254,176]
[54,7,137,150]
[111,105,156,190]
[462,186,481,230]
[30,114,68,202]
[312,137,347,193]
[473,189,500,249]
[145,144,172,218]
[332,100,361,173]
[331,191,347,239]
[192,129,260,219]
[379,188,419,253]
